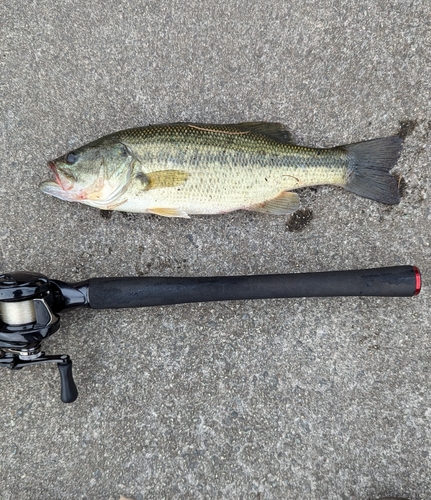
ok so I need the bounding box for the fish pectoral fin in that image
[246,191,300,215]
[143,170,189,190]
[147,207,190,218]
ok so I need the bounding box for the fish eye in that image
[119,144,129,158]
[65,151,79,164]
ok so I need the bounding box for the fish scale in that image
[41,122,404,217]
[114,125,347,214]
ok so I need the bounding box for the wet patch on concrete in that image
[99,210,113,220]
[398,120,418,139]
[121,212,138,222]
[286,208,313,232]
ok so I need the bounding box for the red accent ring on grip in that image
[413,266,421,296]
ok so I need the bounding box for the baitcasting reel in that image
[0,272,87,403]
[0,266,421,403]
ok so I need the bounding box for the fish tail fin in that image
[343,136,404,204]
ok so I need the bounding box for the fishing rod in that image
[0,266,421,403]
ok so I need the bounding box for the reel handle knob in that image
[57,358,78,403]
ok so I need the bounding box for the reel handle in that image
[57,358,78,403]
[0,352,78,403]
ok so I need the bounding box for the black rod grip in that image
[57,360,78,403]
[87,266,420,310]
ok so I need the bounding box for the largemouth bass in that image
[40,122,403,218]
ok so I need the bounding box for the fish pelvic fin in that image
[147,207,190,218]
[246,191,300,215]
[343,136,404,204]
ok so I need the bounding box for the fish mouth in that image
[40,161,76,200]
[46,160,77,191]
[47,160,68,190]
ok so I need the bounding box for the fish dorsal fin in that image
[233,122,294,144]
[246,191,300,215]
[138,170,189,190]
[147,207,190,218]
[185,122,294,144]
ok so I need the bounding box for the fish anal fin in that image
[147,207,190,218]
[143,170,189,190]
[246,191,300,215]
